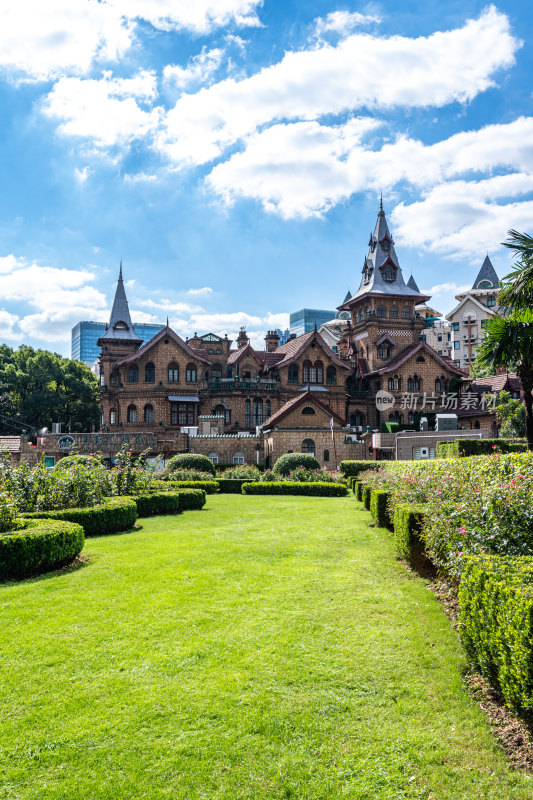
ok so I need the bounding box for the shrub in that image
[217,478,258,494]
[339,460,381,477]
[272,453,320,476]
[132,492,181,517]
[0,518,84,581]
[355,480,364,501]
[55,454,103,470]
[24,496,137,537]
[393,504,428,561]
[159,468,214,481]
[110,445,153,496]
[220,464,262,480]
[241,481,348,496]
[285,467,345,483]
[436,439,527,458]
[459,555,533,715]
[164,454,216,476]
[362,484,372,510]
[160,480,219,494]
[178,489,206,510]
[369,489,391,529]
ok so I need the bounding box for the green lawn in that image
[0,495,531,799]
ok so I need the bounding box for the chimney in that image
[237,327,249,349]
[288,333,297,341]
[264,330,280,352]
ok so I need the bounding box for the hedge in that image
[339,460,381,477]
[241,481,348,497]
[393,503,428,561]
[217,478,258,494]
[159,480,219,494]
[23,496,138,537]
[459,555,533,715]
[362,484,372,510]
[0,518,84,581]
[369,489,391,529]
[436,439,527,458]
[354,480,364,502]
[164,453,216,476]
[215,463,267,472]
[273,453,320,475]
[132,492,181,517]
[177,489,206,510]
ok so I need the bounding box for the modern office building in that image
[289,308,338,337]
[71,321,164,365]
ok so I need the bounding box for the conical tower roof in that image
[345,202,429,304]
[472,255,499,289]
[407,274,420,292]
[343,289,352,303]
[99,263,142,343]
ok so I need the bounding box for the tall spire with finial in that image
[379,193,383,212]
[98,261,142,343]
[119,259,123,281]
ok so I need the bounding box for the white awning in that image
[168,395,199,402]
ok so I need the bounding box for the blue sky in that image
[0,0,531,355]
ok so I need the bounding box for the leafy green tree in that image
[0,345,99,432]
[494,390,526,439]
[499,230,533,310]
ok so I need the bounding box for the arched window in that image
[302,438,316,455]
[128,364,138,383]
[301,406,316,415]
[245,400,251,428]
[389,411,402,423]
[110,370,119,385]
[408,375,421,391]
[211,363,222,380]
[435,377,442,393]
[388,378,395,390]
[233,451,245,465]
[168,363,179,382]
[315,360,323,383]
[253,398,263,426]
[110,409,117,425]
[389,307,398,319]
[401,306,410,319]
[288,364,299,384]
[326,366,337,385]
[208,452,219,464]
[416,355,426,363]
[302,360,311,383]
[127,404,137,423]
[186,363,197,382]
[377,305,386,318]
[474,420,480,429]
[265,400,271,420]
[324,449,330,462]
[144,362,155,383]
[397,377,401,391]
[144,404,154,423]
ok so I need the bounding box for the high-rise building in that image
[289,308,337,337]
[71,320,164,364]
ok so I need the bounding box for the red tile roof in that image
[469,373,522,394]
[115,327,211,366]
[366,341,465,377]
[263,389,345,428]
[272,329,350,371]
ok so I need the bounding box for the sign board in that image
[58,435,76,450]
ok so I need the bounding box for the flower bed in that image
[0,518,84,580]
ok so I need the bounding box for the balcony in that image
[348,390,370,399]
[200,379,279,391]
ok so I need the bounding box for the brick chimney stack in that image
[264,330,280,352]
[237,327,249,349]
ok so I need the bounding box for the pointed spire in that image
[119,259,123,281]
[407,274,420,293]
[472,255,499,290]
[166,316,169,328]
[379,193,383,213]
[343,289,352,304]
[99,263,142,344]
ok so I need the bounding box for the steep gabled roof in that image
[99,263,142,344]
[469,373,521,394]
[115,326,210,366]
[263,389,345,429]
[472,255,499,289]
[366,341,465,377]
[446,293,498,320]
[271,329,350,371]
[227,342,263,367]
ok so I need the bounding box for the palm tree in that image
[499,229,533,310]
[476,311,533,450]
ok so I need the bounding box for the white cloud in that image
[43,70,161,147]
[423,283,472,296]
[163,48,224,91]
[138,298,205,314]
[186,287,213,296]
[159,6,518,167]
[123,172,158,184]
[74,166,91,183]
[314,10,381,40]
[0,310,20,339]
[110,0,263,34]
[129,309,158,323]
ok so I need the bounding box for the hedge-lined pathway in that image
[0,495,531,799]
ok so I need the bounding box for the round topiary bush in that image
[55,454,104,470]
[164,454,216,477]
[0,518,84,580]
[273,452,321,476]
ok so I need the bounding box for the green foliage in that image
[0,344,99,433]
[495,390,526,438]
[0,518,84,580]
[459,555,533,715]
[111,445,153,495]
[499,229,533,311]
[272,453,320,476]
[177,489,206,510]
[362,484,372,510]
[339,460,380,477]
[369,489,391,529]
[393,504,428,562]
[160,480,219,494]
[56,454,103,470]
[242,481,348,496]
[24,496,138,537]
[355,480,364,501]
[132,492,181,517]
[216,478,258,494]
[436,439,526,458]
[220,464,262,479]
[164,454,216,476]
[159,467,214,481]
[285,467,344,483]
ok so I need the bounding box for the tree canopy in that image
[0,345,99,433]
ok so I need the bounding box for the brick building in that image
[95,203,489,466]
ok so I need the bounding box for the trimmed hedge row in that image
[24,496,138,537]
[339,460,381,477]
[393,503,428,561]
[0,518,84,581]
[242,481,348,496]
[436,439,527,458]
[132,492,181,517]
[459,555,533,715]
[362,485,372,510]
[369,489,391,529]
[217,478,258,493]
[177,488,207,510]
[159,480,219,494]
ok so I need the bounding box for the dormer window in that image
[114,321,128,330]
[380,235,392,253]
[383,265,395,283]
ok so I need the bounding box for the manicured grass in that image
[0,495,531,799]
